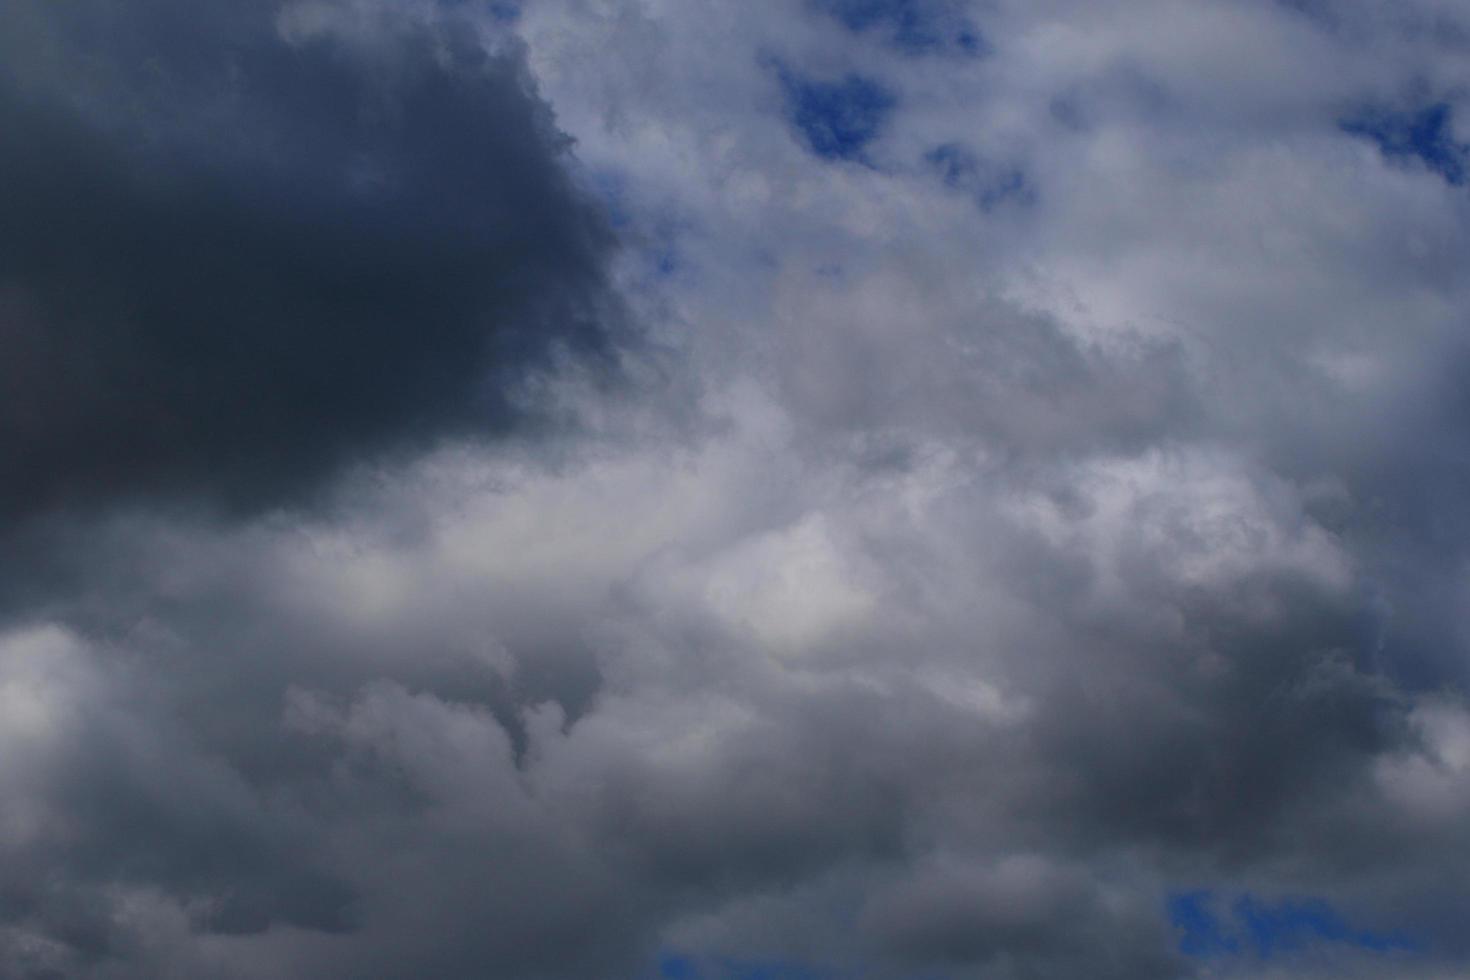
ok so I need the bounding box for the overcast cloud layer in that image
[2,1,1469,978]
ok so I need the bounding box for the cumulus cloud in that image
[2,0,1469,978]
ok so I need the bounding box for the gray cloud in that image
[3,1,1470,979]
[0,0,620,523]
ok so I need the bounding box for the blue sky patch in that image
[655,952,839,980]
[585,169,687,283]
[812,0,983,55]
[777,67,896,163]
[925,143,1033,210]
[442,0,519,19]
[1169,891,1421,964]
[1341,103,1467,185]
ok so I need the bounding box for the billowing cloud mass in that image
[1,1,1469,979]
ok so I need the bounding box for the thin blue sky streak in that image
[1169,890,1422,964]
[811,0,984,55]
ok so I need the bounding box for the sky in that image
[1,1,1468,978]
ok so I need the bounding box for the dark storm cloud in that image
[1031,580,1401,854]
[0,0,620,522]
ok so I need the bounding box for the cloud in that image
[0,624,355,976]
[0,0,622,523]
[3,0,1470,978]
